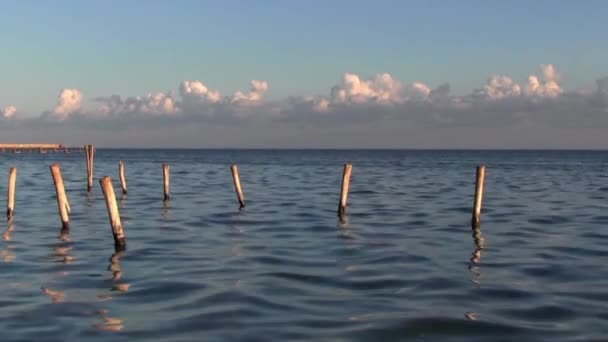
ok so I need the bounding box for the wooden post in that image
[118,161,127,195]
[50,164,70,231]
[99,176,126,248]
[162,163,170,200]
[338,163,353,216]
[7,167,17,219]
[472,165,486,228]
[86,144,95,192]
[230,164,245,208]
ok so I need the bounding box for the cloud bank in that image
[1,64,607,148]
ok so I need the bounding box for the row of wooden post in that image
[5,145,488,250]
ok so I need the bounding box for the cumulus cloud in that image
[330,73,403,104]
[2,105,17,119]
[96,92,178,116]
[231,80,269,103]
[179,80,221,103]
[54,88,83,119]
[478,75,521,100]
[30,64,608,139]
[524,64,562,98]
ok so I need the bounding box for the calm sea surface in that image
[1,149,608,341]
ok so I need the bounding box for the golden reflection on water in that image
[41,287,66,303]
[465,312,479,321]
[94,309,124,332]
[54,246,74,264]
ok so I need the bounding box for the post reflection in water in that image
[41,287,66,303]
[59,226,70,243]
[94,248,129,331]
[3,220,15,241]
[161,201,172,221]
[465,223,485,321]
[98,248,131,301]
[468,223,485,286]
[338,214,353,236]
[94,309,124,332]
[1,221,16,263]
[53,246,74,264]
[119,194,127,209]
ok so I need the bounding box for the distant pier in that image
[0,144,82,153]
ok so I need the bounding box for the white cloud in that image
[179,80,221,103]
[54,88,83,119]
[479,75,521,99]
[35,64,608,133]
[407,82,432,100]
[524,64,562,98]
[330,73,403,104]
[96,92,178,116]
[2,105,17,119]
[231,80,269,103]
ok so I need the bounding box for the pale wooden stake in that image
[7,167,17,219]
[118,161,127,195]
[338,163,353,216]
[86,145,95,192]
[472,165,486,228]
[163,163,170,200]
[50,164,70,231]
[231,164,245,208]
[99,176,126,248]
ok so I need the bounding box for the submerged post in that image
[118,161,127,195]
[472,165,486,228]
[86,145,95,192]
[162,163,170,200]
[50,164,70,231]
[7,167,17,219]
[99,176,126,248]
[230,164,245,208]
[338,163,353,217]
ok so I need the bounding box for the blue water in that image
[1,149,608,341]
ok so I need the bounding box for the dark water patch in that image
[528,216,571,225]
[347,316,538,340]
[499,305,577,321]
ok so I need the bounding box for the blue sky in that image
[0,1,607,148]
[1,0,607,113]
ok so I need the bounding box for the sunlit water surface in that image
[1,149,608,341]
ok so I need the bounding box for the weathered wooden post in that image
[338,163,353,217]
[230,164,245,208]
[7,167,17,219]
[86,145,95,192]
[99,176,126,248]
[472,165,486,228]
[162,163,170,200]
[118,161,127,195]
[50,164,71,231]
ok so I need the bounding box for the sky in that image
[0,0,607,148]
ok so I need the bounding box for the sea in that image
[1,149,607,341]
